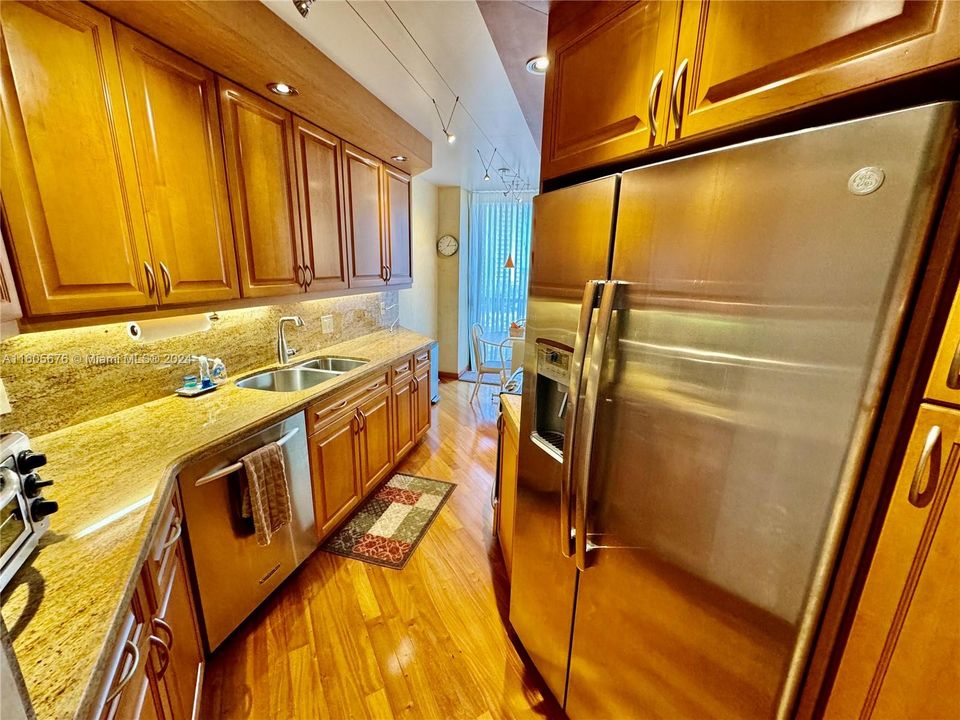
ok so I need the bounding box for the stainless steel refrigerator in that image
[510,102,958,719]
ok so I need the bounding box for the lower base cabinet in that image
[309,411,364,538]
[496,406,519,580]
[359,386,394,494]
[99,491,203,720]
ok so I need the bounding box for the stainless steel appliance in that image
[178,412,317,651]
[0,432,57,592]
[510,103,958,719]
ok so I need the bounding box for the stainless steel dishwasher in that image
[178,412,317,651]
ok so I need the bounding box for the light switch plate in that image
[321,315,334,334]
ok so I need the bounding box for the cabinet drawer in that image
[307,370,391,434]
[414,349,430,370]
[391,355,414,381]
[145,492,182,606]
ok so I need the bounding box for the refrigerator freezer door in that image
[510,176,619,704]
[565,103,958,719]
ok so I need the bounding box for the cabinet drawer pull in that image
[947,341,960,390]
[148,633,171,679]
[106,640,139,703]
[670,58,689,132]
[160,518,182,551]
[144,262,157,297]
[648,69,664,139]
[319,399,348,419]
[909,425,942,507]
[365,380,382,392]
[158,261,172,296]
[152,617,174,650]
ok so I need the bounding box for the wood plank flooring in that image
[201,380,563,720]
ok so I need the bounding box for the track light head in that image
[293,0,314,18]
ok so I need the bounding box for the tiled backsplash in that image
[1,292,398,436]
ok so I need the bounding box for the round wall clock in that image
[437,234,459,257]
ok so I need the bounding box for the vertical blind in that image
[467,191,534,367]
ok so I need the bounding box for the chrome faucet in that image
[277,316,304,365]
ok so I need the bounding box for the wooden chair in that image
[470,323,507,404]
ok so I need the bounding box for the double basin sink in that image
[235,357,367,393]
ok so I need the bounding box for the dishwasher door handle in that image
[194,427,299,486]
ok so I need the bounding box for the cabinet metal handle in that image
[947,340,960,390]
[670,58,689,132]
[365,380,382,392]
[148,634,171,679]
[158,261,172,296]
[385,265,392,282]
[105,640,140,703]
[304,264,314,288]
[160,518,182,551]
[648,69,664,139]
[296,265,305,287]
[352,409,362,434]
[909,425,942,507]
[144,262,157,297]
[152,617,174,650]
[358,408,367,432]
[381,265,388,281]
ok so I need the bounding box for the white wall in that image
[399,176,439,339]
[436,186,470,375]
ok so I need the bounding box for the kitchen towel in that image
[239,442,292,546]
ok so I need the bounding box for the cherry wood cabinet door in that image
[383,165,412,286]
[358,387,393,495]
[671,0,960,140]
[116,26,239,306]
[413,366,431,441]
[0,1,155,315]
[826,404,960,719]
[309,411,363,539]
[218,79,303,298]
[392,378,416,463]
[342,143,386,289]
[293,117,350,293]
[542,1,680,180]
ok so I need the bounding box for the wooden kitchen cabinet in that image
[0,224,22,326]
[413,363,431,442]
[0,0,154,315]
[309,410,363,538]
[925,284,960,409]
[671,0,960,141]
[218,79,303,299]
[343,143,387,289]
[825,404,960,719]
[358,386,394,494]
[383,165,412,286]
[542,1,680,180]
[116,26,239,306]
[293,117,350,293]
[392,373,416,462]
[496,406,520,579]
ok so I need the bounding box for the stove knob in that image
[17,450,47,474]
[23,473,53,499]
[30,498,59,522]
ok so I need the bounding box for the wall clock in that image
[437,234,459,257]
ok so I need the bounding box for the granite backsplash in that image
[1,291,399,436]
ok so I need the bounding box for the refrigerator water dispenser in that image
[531,341,571,461]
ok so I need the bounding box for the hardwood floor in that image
[201,380,563,719]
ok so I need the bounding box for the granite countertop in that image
[500,393,521,434]
[0,328,432,720]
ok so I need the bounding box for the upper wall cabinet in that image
[670,0,960,140]
[293,117,350,294]
[343,143,387,289]
[218,79,303,299]
[542,1,680,180]
[383,165,412,287]
[0,1,154,315]
[116,26,240,306]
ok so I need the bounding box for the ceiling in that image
[262,0,545,192]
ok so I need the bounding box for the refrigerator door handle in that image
[574,280,620,572]
[561,280,602,557]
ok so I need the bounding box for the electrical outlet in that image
[379,301,387,318]
[321,315,334,334]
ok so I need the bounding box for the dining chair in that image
[470,323,507,404]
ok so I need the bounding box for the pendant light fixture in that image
[433,97,459,145]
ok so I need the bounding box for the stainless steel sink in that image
[235,366,339,392]
[295,357,368,373]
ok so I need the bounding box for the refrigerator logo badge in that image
[848,167,885,195]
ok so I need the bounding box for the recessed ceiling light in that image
[267,82,299,96]
[526,56,549,75]
[391,155,407,162]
